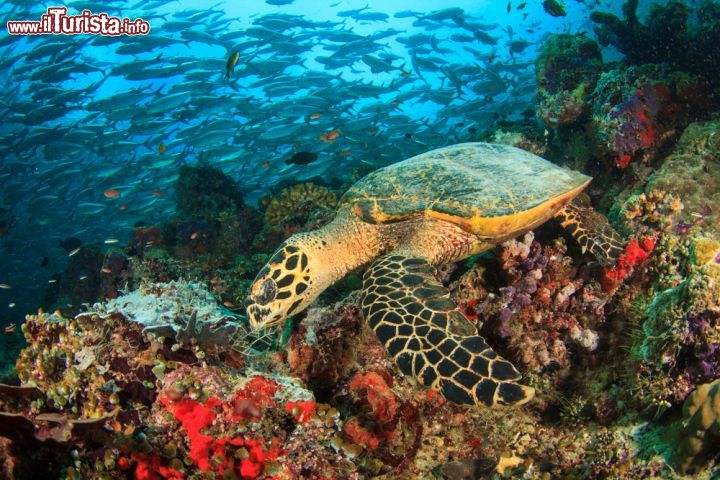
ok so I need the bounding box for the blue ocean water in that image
[0,0,646,328]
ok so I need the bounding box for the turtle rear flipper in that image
[362,252,534,407]
[555,202,625,267]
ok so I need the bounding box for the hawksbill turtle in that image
[245,143,624,407]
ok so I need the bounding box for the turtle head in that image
[245,240,313,331]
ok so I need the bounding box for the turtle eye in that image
[256,278,277,305]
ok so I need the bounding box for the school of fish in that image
[0,0,613,316]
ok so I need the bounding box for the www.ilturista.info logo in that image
[7,7,150,35]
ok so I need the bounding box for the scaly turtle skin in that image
[245,143,624,407]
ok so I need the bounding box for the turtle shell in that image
[341,142,591,237]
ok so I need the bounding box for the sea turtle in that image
[245,143,624,407]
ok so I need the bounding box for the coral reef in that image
[0,301,354,479]
[672,378,720,474]
[174,164,262,258]
[175,164,245,222]
[590,64,708,168]
[535,34,603,127]
[4,13,720,475]
[255,182,338,250]
[631,236,720,410]
[490,129,547,157]
[646,121,720,236]
[590,0,690,66]
[263,182,338,232]
[104,279,247,349]
[128,225,162,258]
[591,0,720,90]
[457,232,611,376]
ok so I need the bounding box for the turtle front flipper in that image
[555,202,625,267]
[361,253,534,407]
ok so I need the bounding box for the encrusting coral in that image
[672,378,720,474]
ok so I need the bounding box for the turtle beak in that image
[245,298,280,331]
[244,298,264,331]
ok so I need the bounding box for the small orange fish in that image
[320,129,341,143]
[309,113,322,120]
[223,300,236,307]
[340,149,352,157]
[101,266,112,274]
[5,323,16,334]
[370,127,378,136]
[104,189,120,198]
[151,190,164,196]
[190,232,199,240]
[119,203,128,211]
[401,71,411,77]
[261,161,270,168]
[391,100,400,105]
[158,142,165,154]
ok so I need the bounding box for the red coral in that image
[615,154,633,168]
[240,438,281,479]
[158,377,284,479]
[424,389,446,406]
[118,456,131,472]
[343,417,382,451]
[159,396,223,471]
[285,400,316,424]
[131,453,183,480]
[462,299,479,321]
[602,237,655,291]
[349,371,397,424]
[231,376,280,410]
